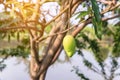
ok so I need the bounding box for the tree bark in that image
[39,71,47,80]
[30,0,83,80]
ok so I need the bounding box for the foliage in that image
[0,63,6,71]
[0,45,29,58]
[76,30,102,62]
[90,0,103,40]
[73,53,120,80]
[74,25,120,79]
[112,26,120,57]
[73,66,89,80]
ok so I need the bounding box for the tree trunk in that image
[30,56,47,80]
[30,50,40,80]
[39,71,47,80]
[29,0,82,80]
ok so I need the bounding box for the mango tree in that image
[0,0,120,80]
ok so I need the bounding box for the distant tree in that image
[0,0,120,80]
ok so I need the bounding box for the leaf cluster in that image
[75,31,105,62]
[0,45,29,58]
[0,36,30,58]
[112,26,120,57]
[72,66,89,80]
[0,63,6,71]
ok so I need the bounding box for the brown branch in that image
[101,2,120,14]
[50,13,120,65]
[49,21,89,65]
[45,0,83,26]
[36,24,75,43]
[35,0,84,43]
[98,0,117,5]
[71,0,84,14]
[37,0,71,76]
[51,45,63,64]
[35,0,84,66]
[35,2,120,43]
[29,0,41,72]
[102,14,120,21]
[50,0,84,65]
[71,1,120,37]
[25,22,34,38]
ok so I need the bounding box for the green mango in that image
[63,35,76,57]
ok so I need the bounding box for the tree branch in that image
[101,2,120,14]
[102,14,120,21]
[50,12,120,65]
[37,0,71,76]
[35,2,120,43]
[98,0,117,5]
[45,0,83,26]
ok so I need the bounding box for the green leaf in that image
[0,64,6,71]
[92,18,102,39]
[90,0,103,39]
[91,0,101,22]
[75,11,89,19]
[75,39,86,49]
[83,60,92,68]
[45,25,52,33]
[112,26,120,57]
[77,50,83,56]
[112,58,118,67]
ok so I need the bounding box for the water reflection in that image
[0,51,100,80]
[1,50,120,80]
[0,57,30,80]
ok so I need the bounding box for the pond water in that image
[0,50,120,80]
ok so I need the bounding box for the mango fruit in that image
[63,35,76,57]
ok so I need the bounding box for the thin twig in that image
[36,19,87,43]
[102,14,120,21]
[36,12,120,43]
[45,0,82,26]
[101,2,120,14]
[97,0,116,5]
[36,25,75,43]
[24,21,34,38]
